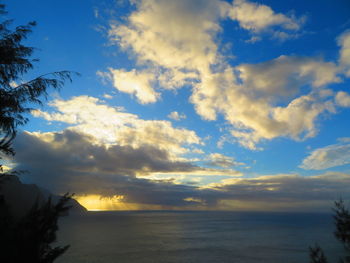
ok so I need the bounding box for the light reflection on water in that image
[56,211,343,263]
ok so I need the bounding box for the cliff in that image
[0,175,87,218]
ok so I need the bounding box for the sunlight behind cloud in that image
[76,194,126,211]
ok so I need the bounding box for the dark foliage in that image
[334,199,350,263]
[334,199,350,250]
[309,199,350,263]
[0,192,72,263]
[309,244,328,263]
[0,4,76,262]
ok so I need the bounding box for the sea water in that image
[56,211,344,263]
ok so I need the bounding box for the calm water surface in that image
[56,211,343,263]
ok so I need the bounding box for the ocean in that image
[56,211,344,263]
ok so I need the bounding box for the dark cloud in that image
[12,130,350,211]
[205,153,243,168]
[211,173,350,210]
[12,130,221,207]
[14,130,197,176]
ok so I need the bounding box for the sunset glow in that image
[75,195,126,211]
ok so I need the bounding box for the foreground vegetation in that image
[310,199,350,263]
[0,4,74,262]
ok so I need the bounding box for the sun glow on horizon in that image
[75,194,127,211]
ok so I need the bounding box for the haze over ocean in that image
[57,211,343,263]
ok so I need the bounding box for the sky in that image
[5,0,350,211]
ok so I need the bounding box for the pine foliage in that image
[0,193,72,263]
[0,4,75,262]
[310,199,350,263]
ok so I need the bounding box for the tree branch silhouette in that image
[309,199,350,263]
[0,4,77,262]
[0,4,78,157]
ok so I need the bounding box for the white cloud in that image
[109,0,222,72]
[338,30,350,76]
[272,93,335,140]
[225,0,303,33]
[300,141,350,170]
[108,68,159,104]
[335,91,350,107]
[103,93,113,99]
[107,0,305,85]
[168,111,186,121]
[192,148,204,154]
[32,96,201,156]
[105,0,349,150]
[157,69,198,90]
[191,64,337,149]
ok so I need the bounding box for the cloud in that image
[12,130,234,209]
[211,56,339,148]
[225,0,303,33]
[150,168,241,178]
[109,0,222,72]
[13,130,350,211]
[300,141,350,170]
[32,96,201,155]
[338,30,350,76]
[206,153,244,168]
[11,127,350,211]
[14,130,199,178]
[237,56,339,95]
[107,0,305,88]
[108,68,159,104]
[105,0,349,150]
[204,172,350,211]
[335,91,350,107]
[28,95,242,186]
[101,0,348,150]
[157,69,198,90]
[192,148,204,154]
[191,64,337,149]
[168,111,186,121]
[103,93,113,99]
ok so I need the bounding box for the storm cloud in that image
[12,130,223,207]
[12,130,350,211]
